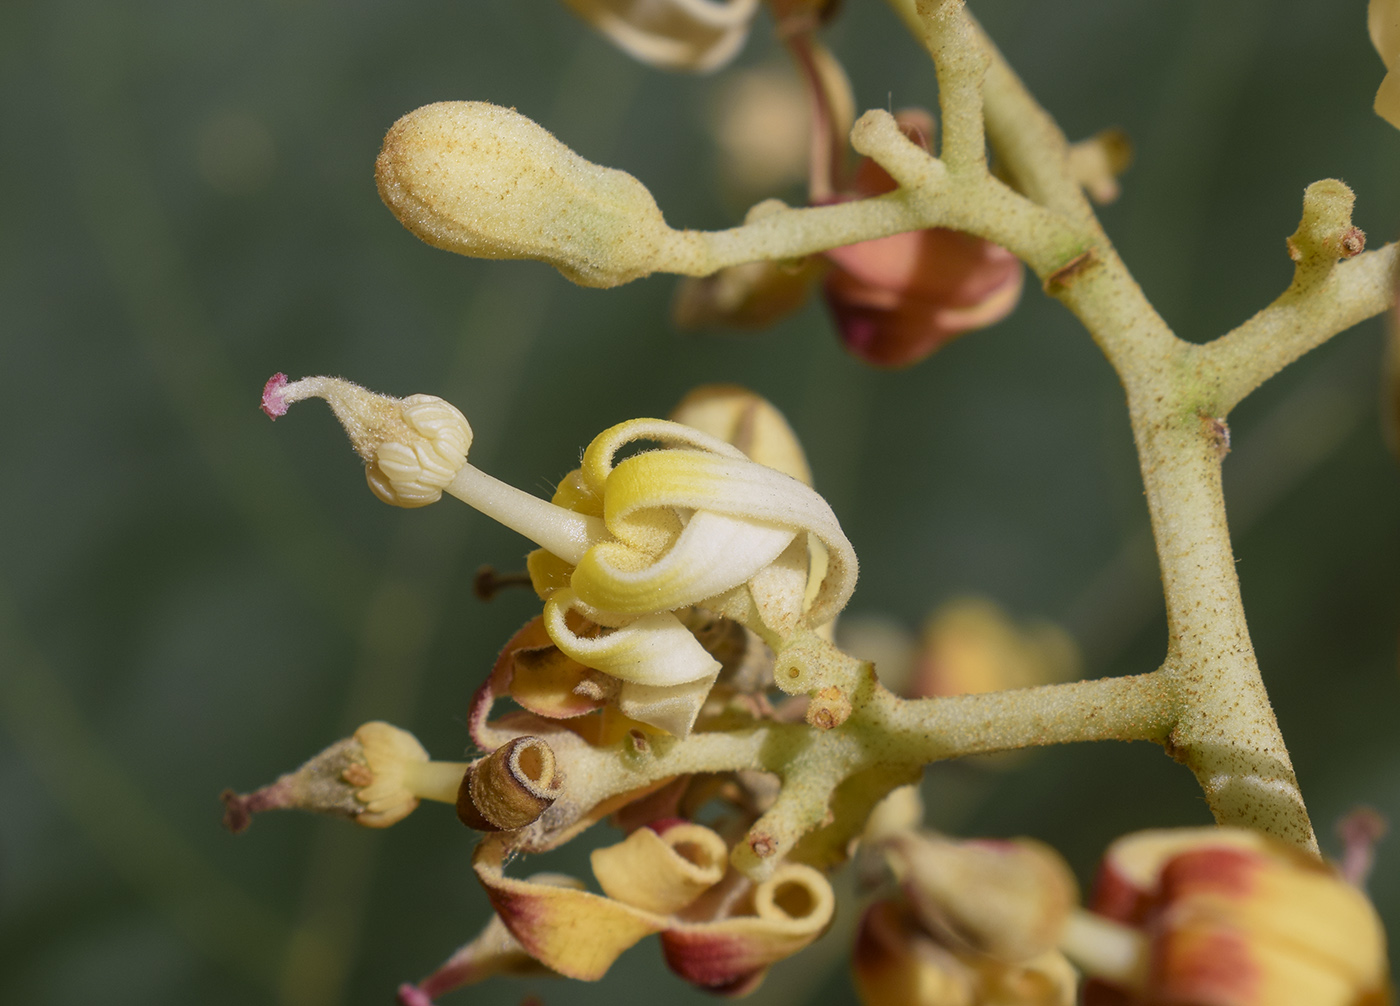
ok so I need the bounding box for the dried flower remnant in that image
[823,110,1024,368]
[1067,827,1393,1006]
[1065,128,1133,205]
[456,736,563,832]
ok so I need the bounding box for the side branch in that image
[860,672,1174,762]
[682,132,1087,279]
[885,0,1098,227]
[911,0,989,173]
[1203,242,1399,413]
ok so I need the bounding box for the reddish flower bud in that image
[823,110,1023,369]
[1075,827,1392,1006]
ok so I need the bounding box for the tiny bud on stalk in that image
[1285,179,1365,269]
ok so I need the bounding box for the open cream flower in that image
[1372,0,1400,128]
[264,375,856,736]
[398,821,835,1002]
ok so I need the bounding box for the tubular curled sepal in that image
[456,736,562,832]
[590,821,729,915]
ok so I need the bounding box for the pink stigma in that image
[396,984,435,1006]
[261,373,290,418]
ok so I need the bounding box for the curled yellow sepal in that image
[573,418,857,629]
[542,589,721,735]
[397,909,554,1005]
[661,862,836,994]
[475,834,669,980]
[474,829,836,991]
[543,588,722,687]
[668,384,813,485]
[591,821,728,915]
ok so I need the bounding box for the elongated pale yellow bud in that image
[262,374,471,508]
[456,736,563,832]
[376,102,703,288]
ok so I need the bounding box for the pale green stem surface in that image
[615,0,1400,854]
[354,0,1400,873]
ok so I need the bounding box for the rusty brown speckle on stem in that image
[1044,249,1096,290]
[750,832,779,859]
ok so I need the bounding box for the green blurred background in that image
[3,0,1399,1003]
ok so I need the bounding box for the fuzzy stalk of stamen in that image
[445,464,608,566]
[402,761,471,805]
[1059,909,1149,991]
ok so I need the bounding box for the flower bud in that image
[883,832,1078,964]
[824,109,1023,369]
[261,373,471,508]
[377,102,698,288]
[853,900,977,1006]
[1077,827,1392,1006]
[672,257,824,331]
[668,383,813,485]
[853,899,1077,1006]
[910,598,1079,700]
[456,736,563,832]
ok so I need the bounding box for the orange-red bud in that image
[823,110,1023,369]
